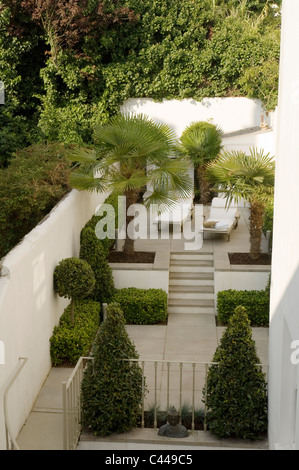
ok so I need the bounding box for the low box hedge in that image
[217,289,269,326]
[112,288,168,325]
[50,299,100,366]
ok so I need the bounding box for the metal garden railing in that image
[62,356,93,450]
[4,357,28,450]
[124,359,218,432]
[62,356,268,449]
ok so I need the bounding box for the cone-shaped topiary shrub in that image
[80,302,145,436]
[79,227,115,305]
[203,306,268,440]
[53,257,95,324]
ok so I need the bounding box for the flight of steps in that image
[168,251,216,315]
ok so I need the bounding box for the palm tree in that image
[179,121,223,204]
[205,147,275,260]
[68,113,193,254]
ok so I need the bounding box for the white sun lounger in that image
[142,190,194,232]
[203,197,240,241]
[153,198,194,232]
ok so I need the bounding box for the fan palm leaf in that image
[67,113,193,253]
[206,147,275,260]
[180,121,223,204]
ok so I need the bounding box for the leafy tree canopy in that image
[0,0,282,163]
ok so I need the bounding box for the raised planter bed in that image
[109,251,170,294]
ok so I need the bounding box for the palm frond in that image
[66,147,98,164]
[70,113,192,208]
[206,147,275,205]
[69,170,107,193]
[180,120,223,165]
[108,170,148,194]
[143,188,181,214]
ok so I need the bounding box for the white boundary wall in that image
[214,270,270,301]
[121,97,269,137]
[222,128,276,156]
[0,189,106,449]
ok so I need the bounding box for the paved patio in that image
[125,205,269,410]
[16,205,270,450]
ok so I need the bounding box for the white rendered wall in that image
[222,129,276,157]
[121,97,265,137]
[214,270,270,302]
[0,189,106,450]
[268,0,299,450]
[111,269,169,294]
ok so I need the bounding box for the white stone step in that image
[169,286,214,295]
[170,266,214,273]
[169,292,215,300]
[171,251,213,255]
[168,298,215,307]
[171,260,213,267]
[167,306,216,315]
[169,279,214,287]
[170,254,214,261]
[170,272,214,280]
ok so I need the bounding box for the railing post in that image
[166,362,170,412]
[204,363,209,432]
[179,362,183,424]
[62,381,68,450]
[154,361,157,429]
[141,361,145,429]
[192,363,195,431]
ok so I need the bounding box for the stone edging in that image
[109,251,170,271]
[214,252,271,273]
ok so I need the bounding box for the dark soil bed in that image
[229,252,271,265]
[108,251,156,263]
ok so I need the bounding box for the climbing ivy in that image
[0,0,281,159]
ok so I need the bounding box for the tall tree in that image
[206,147,275,260]
[1,0,137,61]
[68,113,193,254]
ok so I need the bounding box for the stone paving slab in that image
[78,428,269,450]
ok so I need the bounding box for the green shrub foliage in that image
[217,288,269,326]
[112,287,168,324]
[79,227,115,304]
[0,1,281,154]
[81,192,121,255]
[54,256,96,324]
[80,302,145,436]
[50,300,100,366]
[203,306,268,440]
[0,142,71,259]
[53,257,95,301]
[0,2,281,257]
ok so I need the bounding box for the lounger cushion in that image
[214,219,233,230]
[204,218,234,231]
[203,220,218,228]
